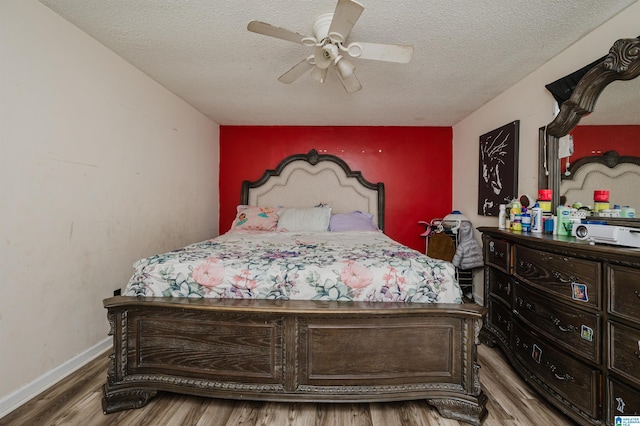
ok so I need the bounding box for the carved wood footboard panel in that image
[102,297,487,425]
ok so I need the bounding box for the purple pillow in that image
[329,211,379,232]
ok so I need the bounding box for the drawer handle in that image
[516,297,535,311]
[553,372,574,382]
[519,260,533,271]
[549,364,574,382]
[550,316,577,333]
[514,336,528,350]
[497,314,511,330]
[551,270,577,283]
[498,281,512,295]
[635,290,640,298]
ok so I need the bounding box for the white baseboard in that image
[0,337,111,419]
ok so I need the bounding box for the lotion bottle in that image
[531,203,543,233]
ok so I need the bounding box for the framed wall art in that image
[478,120,519,216]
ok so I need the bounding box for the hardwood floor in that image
[0,344,574,425]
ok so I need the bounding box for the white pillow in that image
[277,206,331,232]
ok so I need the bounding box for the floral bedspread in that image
[124,231,462,304]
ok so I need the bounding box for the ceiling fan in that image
[247,0,413,93]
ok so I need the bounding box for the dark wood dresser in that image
[478,227,640,425]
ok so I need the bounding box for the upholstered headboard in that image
[241,149,385,230]
[561,150,640,208]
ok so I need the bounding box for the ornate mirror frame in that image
[539,37,640,213]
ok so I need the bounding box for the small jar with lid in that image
[593,190,610,212]
[537,189,553,212]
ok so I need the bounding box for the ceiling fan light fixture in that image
[314,47,332,69]
[301,36,319,47]
[328,31,345,44]
[335,56,355,79]
[311,66,328,83]
[322,44,339,58]
[346,42,362,58]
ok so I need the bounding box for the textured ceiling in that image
[39,0,636,126]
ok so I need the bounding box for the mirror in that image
[540,37,640,225]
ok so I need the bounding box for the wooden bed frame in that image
[101,150,488,425]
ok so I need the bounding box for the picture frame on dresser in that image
[478,120,519,216]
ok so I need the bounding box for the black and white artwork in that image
[478,120,519,216]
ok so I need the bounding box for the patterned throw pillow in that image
[232,205,281,231]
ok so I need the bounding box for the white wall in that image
[453,1,640,302]
[0,0,220,409]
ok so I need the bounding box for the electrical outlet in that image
[113,289,121,296]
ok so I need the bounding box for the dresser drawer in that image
[514,245,601,309]
[608,264,640,323]
[608,321,640,389]
[607,378,640,424]
[487,296,511,343]
[484,236,509,272]
[487,267,513,305]
[512,321,600,418]
[513,282,601,363]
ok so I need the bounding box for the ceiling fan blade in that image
[247,21,308,44]
[327,0,364,43]
[337,70,362,93]
[349,42,414,63]
[278,58,315,84]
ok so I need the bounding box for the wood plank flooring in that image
[0,344,574,425]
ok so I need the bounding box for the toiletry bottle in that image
[511,199,521,215]
[544,214,554,234]
[512,213,522,232]
[612,204,621,217]
[531,203,543,233]
[498,204,507,230]
[556,205,571,236]
[521,207,531,232]
[510,199,521,231]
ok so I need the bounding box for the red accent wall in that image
[564,125,640,172]
[219,126,453,252]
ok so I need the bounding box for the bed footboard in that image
[102,297,488,425]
